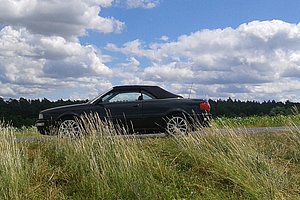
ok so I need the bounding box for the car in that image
[36,85,211,135]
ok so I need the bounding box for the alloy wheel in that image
[166,116,188,135]
[58,119,81,137]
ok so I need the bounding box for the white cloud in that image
[107,39,164,61]
[115,0,159,9]
[0,83,16,97]
[0,0,124,39]
[160,35,169,41]
[0,26,113,98]
[113,57,141,85]
[108,20,300,101]
[118,57,140,70]
[0,0,125,99]
[66,78,113,100]
[143,62,194,82]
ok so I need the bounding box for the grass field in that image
[214,114,300,128]
[0,116,300,199]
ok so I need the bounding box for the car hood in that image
[41,103,89,114]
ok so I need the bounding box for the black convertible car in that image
[36,85,211,135]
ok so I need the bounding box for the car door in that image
[139,92,167,131]
[101,91,143,131]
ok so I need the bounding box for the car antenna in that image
[188,83,193,99]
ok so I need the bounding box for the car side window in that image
[142,93,153,100]
[108,92,141,103]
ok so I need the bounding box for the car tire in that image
[166,115,189,135]
[58,119,82,137]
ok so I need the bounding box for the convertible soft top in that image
[113,85,182,99]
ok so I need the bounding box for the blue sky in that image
[82,0,300,45]
[0,0,300,101]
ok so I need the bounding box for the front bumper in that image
[36,119,52,135]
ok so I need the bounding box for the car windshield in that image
[87,88,112,104]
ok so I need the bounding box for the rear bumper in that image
[191,112,212,126]
[201,112,212,120]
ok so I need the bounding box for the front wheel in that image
[58,119,82,137]
[166,115,189,135]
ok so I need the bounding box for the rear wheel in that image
[166,115,189,135]
[58,119,82,137]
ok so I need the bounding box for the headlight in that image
[39,113,43,119]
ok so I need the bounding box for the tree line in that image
[208,98,299,117]
[0,97,87,128]
[0,97,299,128]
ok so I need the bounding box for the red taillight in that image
[200,102,210,112]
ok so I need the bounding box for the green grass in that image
[0,116,300,199]
[214,114,300,128]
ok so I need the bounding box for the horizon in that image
[0,0,300,102]
[1,94,299,104]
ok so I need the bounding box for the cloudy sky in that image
[1,0,300,102]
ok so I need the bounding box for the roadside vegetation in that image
[214,114,300,128]
[0,116,300,199]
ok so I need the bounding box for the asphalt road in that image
[15,126,300,143]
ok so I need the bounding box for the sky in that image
[1,0,300,102]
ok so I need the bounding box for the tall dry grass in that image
[0,116,194,199]
[0,116,299,199]
[174,123,300,199]
[0,122,29,199]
